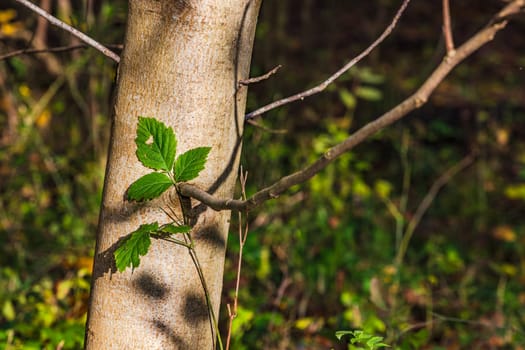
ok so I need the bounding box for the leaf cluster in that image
[335,330,389,350]
[127,116,211,201]
[115,117,210,272]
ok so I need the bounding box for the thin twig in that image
[442,0,455,55]
[179,0,521,212]
[395,153,476,266]
[431,312,525,335]
[397,129,412,249]
[238,65,282,86]
[225,168,249,350]
[397,320,435,338]
[246,119,287,134]
[13,0,120,63]
[244,0,411,120]
[397,311,525,340]
[161,201,223,349]
[0,44,123,61]
[185,233,223,350]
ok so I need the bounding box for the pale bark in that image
[85,0,261,349]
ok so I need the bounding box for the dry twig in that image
[225,169,250,350]
[442,0,455,55]
[244,0,411,120]
[238,65,282,86]
[0,44,123,61]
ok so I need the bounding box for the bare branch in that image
[0,44,123,61]
[496,0,525,20]
[178,1,522,212]
[238,65,282,86]
[442,0,455,55]
[244,0,411,121]
[13,0,120,63]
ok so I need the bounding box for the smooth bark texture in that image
[85,0,261,348]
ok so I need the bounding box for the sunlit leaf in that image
[374,180,392,199]
[18,84,31,98]
[367,336,389,348]
[36,109,52,129]
[335,330,353,341]
[56,280,73,300]
[175,147,211,182]
[492,225,516,242]
[295,317,314,330]
[2,300,15,321]
[504,184,525,200]
[231,306,254,337]
[0,22,23,37]
[0,9,17,23]
[135,116,176,171]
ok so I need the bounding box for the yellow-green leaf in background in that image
[2,300,15,321]
[295,317,314,330]
[338,88,357,109]
[256,246,271,280]
[0,9,16,23]
[374,180,393,199]
[355,86,383,101]
[357,67,385,85]
[504,184,525,200]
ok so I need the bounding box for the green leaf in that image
[357,67,385,85]
[127,172,173,201]
[338,88,357,109]
[335,330,354,341]
[175,147,211,182]
[367,336,389,349]
[161,223,191,234]
[114,223,157,272]
[355,86,383,101]
[135,116,177,171]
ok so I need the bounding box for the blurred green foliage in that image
[1,0,525,349]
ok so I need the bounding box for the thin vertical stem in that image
[442,0,455,54]
[225,169,249,350]
[395,154,475,267]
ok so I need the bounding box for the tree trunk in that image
[84,1,261,348]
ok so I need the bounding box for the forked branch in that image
[179,0,525,212]
[238,65,282,86]
[244,0,411,120]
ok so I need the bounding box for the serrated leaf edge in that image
[135,116,177,171]
[174,146,211,182]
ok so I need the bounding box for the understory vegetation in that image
[1,1,524,349]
